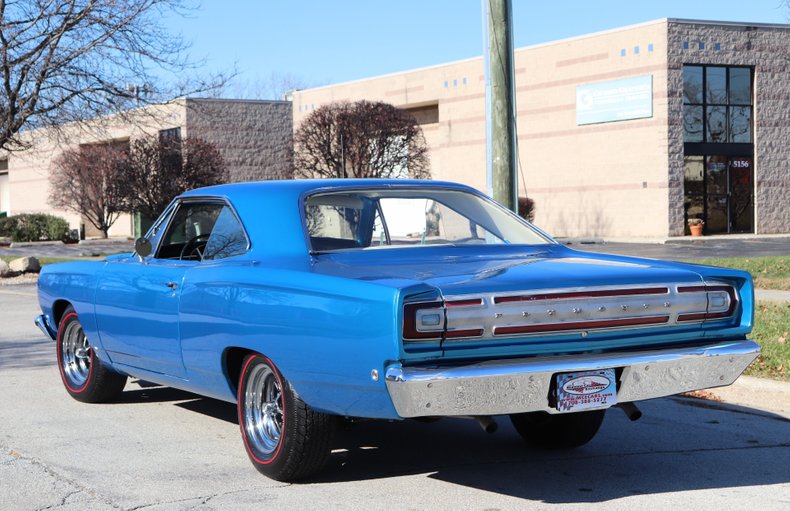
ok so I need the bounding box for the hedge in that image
[0,213,70,242]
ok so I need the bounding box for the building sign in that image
[576,75,653,125]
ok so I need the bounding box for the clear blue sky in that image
[169,1,789,91]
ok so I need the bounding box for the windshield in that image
[304,188,551,252]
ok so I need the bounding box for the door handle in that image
[164,281,178,290]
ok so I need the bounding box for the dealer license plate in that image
[555,368,617,412]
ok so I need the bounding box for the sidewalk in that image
[701,375,790,420]
[755,289,790,302]
[562,233,790,245]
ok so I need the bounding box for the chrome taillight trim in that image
[676,284,737,322]
[403,282,739,343]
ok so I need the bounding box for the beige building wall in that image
[294,19,790,238]
[293,20,672,238]
[2,98,293,238]
[514,21,670,238]
[4,102,186,237]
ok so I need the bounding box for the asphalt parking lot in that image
[567,236,790,260]
[3,234,790,262]
[1,284,789,510]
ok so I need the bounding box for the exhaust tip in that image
[616,402,643,421]
[474,415,498,433]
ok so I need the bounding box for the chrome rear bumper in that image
[385,340,759,418]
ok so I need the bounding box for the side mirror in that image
[135,237,152,261]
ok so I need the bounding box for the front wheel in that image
[56,306,127,403]
[237,354,336,481]
[510,409,606,449]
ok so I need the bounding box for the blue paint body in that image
[37,180,754,420]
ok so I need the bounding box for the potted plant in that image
[688,218,704,237]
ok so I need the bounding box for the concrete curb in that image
[78,238,133,245]
[8,241,65,248]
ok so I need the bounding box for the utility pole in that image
[482,0,518,212]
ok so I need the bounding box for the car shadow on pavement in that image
[117,381,240,423]
[0,338,53,369]
[114,384,202,405]
[120,384,790,504]
[308,398,790,504]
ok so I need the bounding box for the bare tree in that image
[294,100,430,180]
[49,141,128,238]
[118,135,227,220]
[221,71,317,101]
[0,0,230,152]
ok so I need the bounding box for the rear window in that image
[304,189,550,252]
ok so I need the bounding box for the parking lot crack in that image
[1,444,123,511]
[129,489,289,511]
[35,489,82,511]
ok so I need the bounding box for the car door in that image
[94,200,224,378]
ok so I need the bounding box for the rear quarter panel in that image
[178,261,406,418]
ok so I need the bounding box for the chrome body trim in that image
[385,339,759,418]
[35,314,57,340]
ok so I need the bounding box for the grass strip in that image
[747,301,790,381]
[690,255,790,291]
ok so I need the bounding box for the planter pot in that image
[690,224,704,237]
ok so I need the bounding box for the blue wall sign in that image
[576,75,653,125]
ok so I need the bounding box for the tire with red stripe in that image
[237,353,337,481]
[56,306,127,403]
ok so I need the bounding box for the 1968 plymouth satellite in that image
[36,179,759,481]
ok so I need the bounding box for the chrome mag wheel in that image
[243,363,284,457]
[61,319,91,388]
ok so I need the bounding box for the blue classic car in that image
[36,179,759,481]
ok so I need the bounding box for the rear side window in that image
[203,206,248,260]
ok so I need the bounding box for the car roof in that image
[180,178,474,198]
[178,179,480,259]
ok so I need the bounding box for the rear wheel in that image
[237,354,336,481]
[56,306,126,403]
[510,409,606,449]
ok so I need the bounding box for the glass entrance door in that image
[705,156,729,234]
[683,155,753,235]
[729,156,754,233]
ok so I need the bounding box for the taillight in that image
[403,301,444,340]
[676,284,737,322]
[403,298,485,341]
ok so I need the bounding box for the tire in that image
[237,354,337,481]
[56,306,127,403]
[510,409,606,449]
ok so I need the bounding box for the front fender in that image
[37,262,109,361]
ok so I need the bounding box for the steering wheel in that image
[180,234,211,261]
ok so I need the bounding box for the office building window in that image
[683,65,752,143]
[158,127,181,142]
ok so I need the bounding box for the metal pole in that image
[483,0,518,212]
[482,0,493,197]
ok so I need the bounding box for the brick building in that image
[292,19,789,238]
[0,98,293,237]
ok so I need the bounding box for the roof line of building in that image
[186,97,290,105]
[667,17,790,29]
[293,17,789,96]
